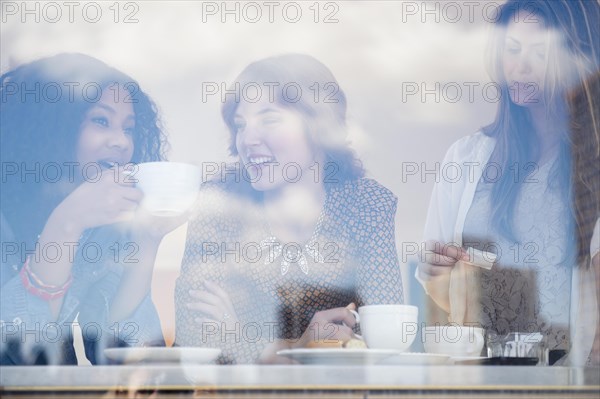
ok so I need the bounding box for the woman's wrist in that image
[47,203,85,239]
[20,256,73,301]
[130,230,163,248]
[289,333,310,350]
[26,205,85,287]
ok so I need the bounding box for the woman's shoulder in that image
[445,130,495,160]
[330,178,397,212]
[188,171,260,236]
[200,164,259,199]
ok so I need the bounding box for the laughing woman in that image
[1,53,179,364]
[175,54,404,363]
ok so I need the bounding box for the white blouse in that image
[417,131,598,365]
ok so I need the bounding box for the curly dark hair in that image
[0,53,168,245]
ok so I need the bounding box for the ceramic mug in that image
[356,305,419,351]
[422,325,485,357]
[132,162,201,216]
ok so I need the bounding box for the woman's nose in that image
[107,128,132,151]
[240,123,262,147]
[516,53,532,75]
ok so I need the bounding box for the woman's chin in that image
[509,94,543,109]
[249,179,280,192]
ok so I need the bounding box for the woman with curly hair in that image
[0,53,177,364]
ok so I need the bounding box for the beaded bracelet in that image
[19,256,73,301]
[22,256,67,290]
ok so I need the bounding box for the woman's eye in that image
[123,127,135,136]
[535,50,546,60]
[506,47,520,54]
[234,121,246,132]
[263,117,281,125]
[91,116,109,127]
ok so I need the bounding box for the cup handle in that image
[505,341,516,357]
[343,309,363,340]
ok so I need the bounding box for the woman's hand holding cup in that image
[293,303,360,349]
[54,165,143,235]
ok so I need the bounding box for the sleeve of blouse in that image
[591,218,600,259]
[0,211,68,364]
[175,186,275,363]
[0,270,64,364]
[422,140,463,246]
[174,192,266,364]
[78,266,165,364]
[75,230,164,364]
[414,138,464,291]
[1,211,19,288]
[174,215,214,348]
[354,180,404,306]
[1,220,164,365]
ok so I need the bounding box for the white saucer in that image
[380,352,450,365]
[104,347,221,364]
[276,348,400,365]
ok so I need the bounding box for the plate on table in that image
[104,347,221,364]
[276,348,401,365]
[380,352,450,365]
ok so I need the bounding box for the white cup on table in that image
[357,304,419,351]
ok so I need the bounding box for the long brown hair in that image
[483,0,600,242]
[570,72,600,267]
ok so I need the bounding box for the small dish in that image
[104,347,221,364]
[276,348,400,365]
[380,352,450,365]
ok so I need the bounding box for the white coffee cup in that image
[422,325,485,357]
[357,305,419,351]
[132,162,201,216]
